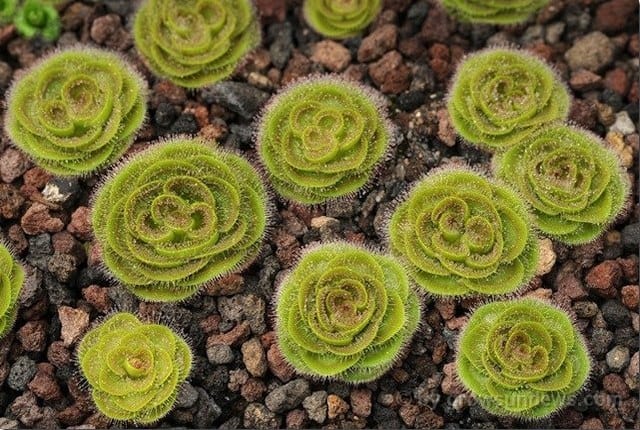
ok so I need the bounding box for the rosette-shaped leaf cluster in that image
[77,313,192,424]
[133,0,260,88]
[389,169,539,297]
[456,299,590,418]
[0,243,24,338]
[5,48,147,176]
[441,0,549,25]
[258,75,392,204]
[14,0,59,41]
[447,48,569,151]
[0,0,17,23]
[303,0,382,39]
[494,124,629,244]
[275,243,420,383]
[92,138,268,302]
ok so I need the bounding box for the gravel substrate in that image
[0,0,638,429]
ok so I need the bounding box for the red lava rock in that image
[617,256,639,283]
[602,373,630,399]
[327,394,349,419]
[52,231,84,259]
[537,1,566,24]
[441,362,464,396]
[391,368,409,383]
[415,409,445,429]
[28,363,62,401]
[0,147,31,183]
[242,337,267,377]
[22,167,52,189]
[17,320,47,352]
[580,417,605,430]
[555,262,588,300]
[241,377,267,402]
[526,41,554,62]
[585,260,622,297]
[7,224,28,254]
[368,50,412,94]
[273,229,299,268]
[285,409,307,429]
[594,0,638,34]
[89,14,132,51]
[48,253,78,283]
[420,3,455,42]
[569,98,599,130]
[310,40,351,72]
[432,336,448,364]
[58,306,89,346]
[399,36,425,60]
[260,331,276,349]
[621,285,639,310]
[429,43,450,82]
[628,80,639,103]
[255,0,286,22]
[57,404,87,427]
[207,321,251,347]
[628,33,639,56]
[357,24,398,63]
[435,299,456,320]
[86,242,102,268]
[46,341,71,367]
[9,391,43,427]
[0,183,25,219]
[350,388,372,418]
[604,68,630,97]
[21,203,64,235]
[445,316,467,331]
[399,403,420,427]
[267,344,294,382]
[61,2,92,31]
[150,80,187,107]
[204,273,244,296]
[81,285,112,313]
[282,50,311,85]
[569,70,603,91]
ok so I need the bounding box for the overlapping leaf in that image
[275,243,420,383]
[441,0,549,25]
[14,0,60,41]
[5,48,146,175]
[0,243,24,338]
[303,0,382,39]
[92,138,268,301]
[389,169,539,297]
[456,299,590,418]
[77,313,192,424]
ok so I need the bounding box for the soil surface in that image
[0,0,638,429]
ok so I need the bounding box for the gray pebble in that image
[265,379,311,413]
[565,31,614,72]
[193,387,222,427]
[206,344,235,365]
[610,111,636,135]
[591,327,614,356]
[8,356,36,391]
[303,391,328,424]
[545,22,565,44]
[601,299,631,328]
[244,402,281,429]
[201,82,269,120]
[606,345,630,372]
[218,294,266,335]
[175,382,199,409]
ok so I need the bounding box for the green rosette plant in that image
[133,0,260,88]
[494,124,629,245]
[77,312,192,424]
[388,168,539,297]
[441,0,550,25]
[91,138,268,302]
[0,243,24,338]
[275,242,421,383]
[257,75,392,204]
[5,48,147,176]
[0,0,17,23]
[447,48,570,151]
[14,0,60,41]
[303,0,382,39]
[456,298,590,419]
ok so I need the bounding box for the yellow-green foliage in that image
[5,48,147,176]
[14,0,60,41]
[257,75,392,204]
[456,299,590,418]
[494,124,630,245]
[133,0,260,88]
[91,138,268,302]
[303,0,382,39]
[388,168,539,297]
[447,48,569,151]
[441,0,550,25]
[275,242,420,383]
[0,243,24,338]
[77,313,192,424]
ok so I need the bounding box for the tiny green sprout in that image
[257,75,393,204]
[447,48,570,151]
[92,137,268,302]
[133,0,261,88]
[5,48,147,176]
[275,242,420,383]
[388,168,539,297]
[77,312,192,424]
[0,0,17,23]
[441,0,550,25]
[456,298,590,419]
[494,123,630,245]
[303,0,382,39]
[0,242,24,338]
[14,0,60,41]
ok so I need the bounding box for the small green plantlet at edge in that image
[0,0,17,23]
[257,74,393,204]
[77,312,192,424]
[0,242,25,339]
[494,123,630,245]
[14,0,60,41]
[5,47,147,176]
[388,168,539,297]
[303,0,382,39]
[456,298,590,419]
[133,0,260,88]
[441,0,550,25]
[91,137,268,302]
[275,242,421,383]
[447,47,570,151]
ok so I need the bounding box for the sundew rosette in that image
[441,0,550,25]
[494,124,629,245]
[303,0,382,39]
[0,242,24,338]
[5,48,147,176]
[91,138,268,302]
[447,48,569,151]
[388,168,539,297]
[257,75,393,204]
[456,299,590,419]
[77,313,192,424]
[133,0,260,88]
[275,243,420,383]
